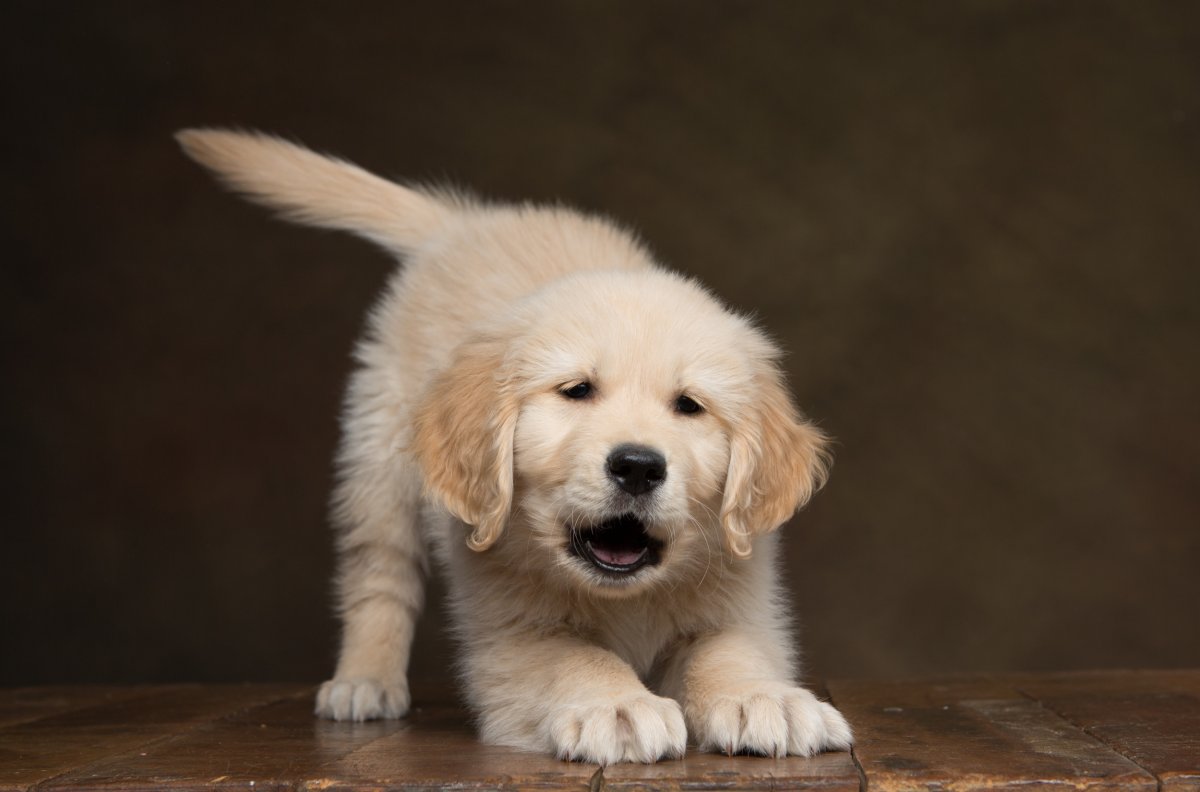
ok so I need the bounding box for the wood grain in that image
[0,685,303,792]
[3,673,1196,790]
[826,676,1157,792]
[1018,670,1200,792]
[0,687,165,730]
[37,692,859,792]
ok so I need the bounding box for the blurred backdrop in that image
[3,1,1198,690]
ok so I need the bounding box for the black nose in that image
[606,444,667,496]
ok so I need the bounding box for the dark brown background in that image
[3,2,1198,690]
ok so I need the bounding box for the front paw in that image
[315,677,410,721]
[543,693,687,764]
[689,685,852,757]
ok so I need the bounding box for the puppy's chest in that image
[580,605,695,678]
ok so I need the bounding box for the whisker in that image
[682,494,726,591]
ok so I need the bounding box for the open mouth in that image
[569,514,663,575]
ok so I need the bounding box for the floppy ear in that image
[412,335,519,551]
[720,369,831,559]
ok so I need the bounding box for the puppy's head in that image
[413,267,829,594]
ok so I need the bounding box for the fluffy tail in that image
[176,128,450,254]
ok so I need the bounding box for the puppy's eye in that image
[674,394,703,415]
[560,382,593,400]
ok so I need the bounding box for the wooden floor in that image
[2,671,1196,791]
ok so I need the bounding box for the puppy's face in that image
[415,270,829,597]
[508,274,750,594]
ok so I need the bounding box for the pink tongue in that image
[591,545,645,566]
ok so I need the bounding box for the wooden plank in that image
[1018,670,1200,792]
[42,692,857,791]
[600,749,858,791]
[10,676,1195,790]
[827,676,1157,792]
[0,687,166,729]
[44,695,596,791]
[0,685,303,792]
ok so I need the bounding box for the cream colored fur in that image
[177,128,852,763]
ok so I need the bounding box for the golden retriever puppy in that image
[177,129,852,764]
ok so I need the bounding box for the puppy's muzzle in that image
[606,444,666,496]
[570,514,663,575]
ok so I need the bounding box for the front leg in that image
[660,628,853,757]
[464,632,686,764]
[315,440,426,722]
